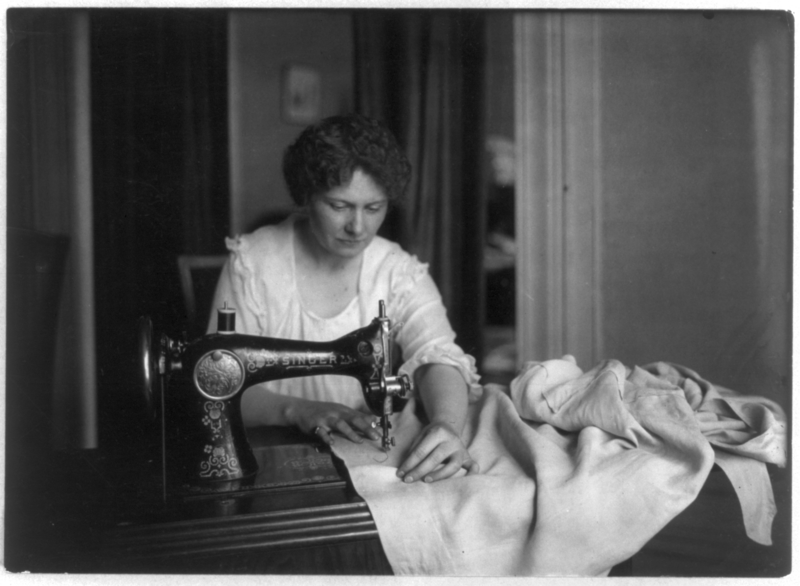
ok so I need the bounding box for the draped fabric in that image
[332,358,786,575]
[90,10,229,449]
[354,11,486,360]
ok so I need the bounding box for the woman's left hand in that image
[395,421,480,483]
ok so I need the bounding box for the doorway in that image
[481,13,517,386]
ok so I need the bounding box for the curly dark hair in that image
[282,114,412,206]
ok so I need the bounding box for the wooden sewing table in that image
[6,426,392,574]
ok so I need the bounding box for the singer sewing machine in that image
[138,300,411,497]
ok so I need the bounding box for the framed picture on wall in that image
[281,64,322,125]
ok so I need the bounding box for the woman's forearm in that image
[240,385,305,428]
[239,385,379,445]
[396,363,476,483]
[413,363,469,433]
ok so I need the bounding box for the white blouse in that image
[208,215,481,411]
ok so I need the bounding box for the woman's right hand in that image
[288,399,382,446]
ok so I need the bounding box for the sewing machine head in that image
[138,300,411,493]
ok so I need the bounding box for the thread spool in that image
[217,301,236,334]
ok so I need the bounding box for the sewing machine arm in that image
[138,301,411,490]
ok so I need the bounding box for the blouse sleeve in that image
[205,236,267,336]
[389,258,482,402]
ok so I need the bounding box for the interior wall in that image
[228,10,355,235]
[597,12,791,402]
[515,11,790,406]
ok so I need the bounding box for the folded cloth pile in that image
[511,358,786,546]
[331,356,783,576]
[638,361,786,544]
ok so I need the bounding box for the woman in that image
[209,114,481,484]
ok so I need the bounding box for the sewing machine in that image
[138,300,411,497]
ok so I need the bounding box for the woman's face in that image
[306,168,389,260]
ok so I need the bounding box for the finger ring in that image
[313,426,323,435]
[371,420,378,429]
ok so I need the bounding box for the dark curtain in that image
[354,11,487,360]
[91,10,229,449]
[7,9,98,450]
[7,11,72,232]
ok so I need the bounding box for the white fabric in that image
[333,358,719,576]
[512,358,787,547]
[332,357,786,576]
[640,361,787,545]
[714,450,777,546]
[207,214,481,408]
